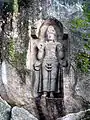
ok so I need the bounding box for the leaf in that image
[84,43,90,50]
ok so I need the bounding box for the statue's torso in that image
[44,41,58,64]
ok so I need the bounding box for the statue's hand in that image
[59,60,68,67]
[33,61,41,71]
[37,42,44,60]
[37,42,44,51]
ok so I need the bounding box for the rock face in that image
[0,0,90,120]
[63,65,90,114]
[11,106,38,120]
[76,74,90,102]
[0,64,8,100]
[0,97,11,120]
[57,109,90,120]
[0,97,38,120]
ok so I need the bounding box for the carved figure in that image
[33,21,66,98]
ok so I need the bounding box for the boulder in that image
[0,97,11,120]
[57,109,90,120]
[11,106,38,120]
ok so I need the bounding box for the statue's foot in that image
[50,92,54,98]
[46,92,50,97]
[34,92,43,99]
[42,92,47,97]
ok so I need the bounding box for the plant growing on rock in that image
[70,1,90,73]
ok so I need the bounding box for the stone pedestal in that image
[35,97,64,120]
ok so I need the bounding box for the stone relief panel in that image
[27,18,69,98]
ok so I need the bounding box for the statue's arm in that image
[56,43,64,60]
[33,44,44,70]
[37,42,45,61]
[56,43,68,67]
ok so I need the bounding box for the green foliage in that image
[71,1,90,29]
[3,2,13,13]
[83,2,90,22]
[70,1,90,73]
[8,38,26,69]
[8,38,15,61]
[84,43,90,50]
[76,52,90,73]
[71,18,89,29]
[13,0,18,13]
[75,32,90,73]
[13,51,26,68]
[75,35,90,73]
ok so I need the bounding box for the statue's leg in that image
[33,65,43,98]
[33,70,40,97]
[42,63,48,92]
[51,64,57,92]
[49,63,58,97]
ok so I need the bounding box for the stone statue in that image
[33,20,66,98]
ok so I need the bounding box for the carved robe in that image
[33,41,64,94]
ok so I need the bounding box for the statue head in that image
[38,17,64,42]
[46,25,57,41]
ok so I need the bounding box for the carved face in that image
[46,26,57,41]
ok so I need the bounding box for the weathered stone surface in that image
[2,62,37,116]
[76,74,90,102]
[0,64,8,100]
[0,97,11,120]
[57,109,90,120]
[0,1,90,120]
[34,97,64,120]
[11,106,38,120]
[63,66,83,114]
